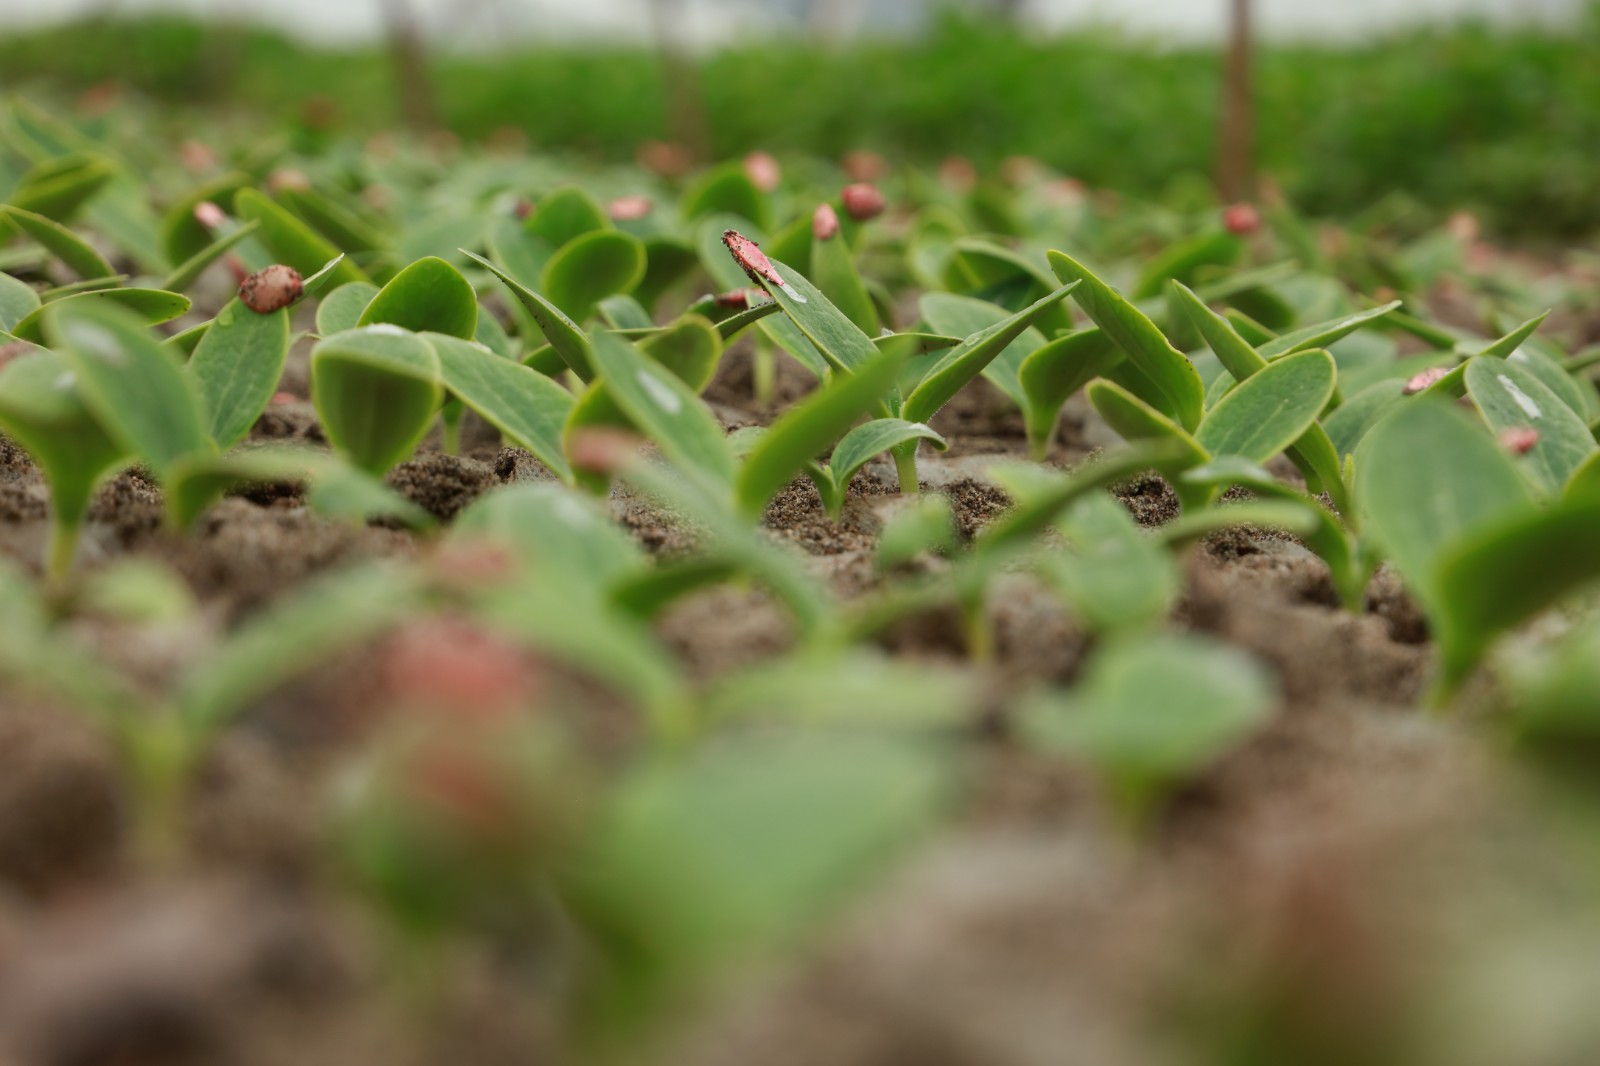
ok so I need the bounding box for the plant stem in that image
[45,517,80,583]
[892,441,920,495]
[752,342,776,406]
[125,718,193,868]
[440,407,463,456]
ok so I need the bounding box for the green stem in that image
[46,515,80,584]
[125,718,194,869]
[752,342,776,406]
[440,406,464,456]
[892,441,920,495]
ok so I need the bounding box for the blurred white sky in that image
[2,0,1584,46]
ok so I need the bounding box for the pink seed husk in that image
[239,264,304,314]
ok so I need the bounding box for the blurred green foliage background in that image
[2,9,1598,236]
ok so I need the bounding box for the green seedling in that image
[541,230,646,325]
[919,290,1110,461]
[235,187,368,286]
[801,419,948,521]
[1019,633,1276,829]
[0,271,41,330]
[562,733,950,1031]
[734,345,914,518]
[5,151,116,222]
[1351,398,1600,697]
[0,347,127,578]
[1086,347,1337,511]
[9,285,190,343]
[0,204,116,281]
[360,255,479,339]
[312,325,444,476]
[1048,249,1207,430]
[1464,354,1596,497]
[1039,491,1180,635]
[1171,280,1354,514]
[426,332,574,482]
[729,232,1075,490]
[1181,458,1371,608]
[187,295,292,450]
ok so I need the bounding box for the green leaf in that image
[918,292,1041,409]
[599,293,655,331]
[1257,301,1401,359]
[1465,356,1596,497]
[464,248,595,380]
[635,235,699,312]
[587,328,736,491]
[0,205,114,281]
[316,281,381,336]
[234,188,367,286]
[1474,311,1549,359]
[0,350,127,575]
[1353,398,1534,619]
[1324,379,1406,460]
[1194,349,1337,464]
[819,419,947,520]
[304,457,436,530]
[639,315,723,393]
[10,287,189,343]
[1084,380,1208,489]
[566,734,949,983]
[186,297,291,450]
[160,172,249,264]
[1048,249,1205,430]
[46,297,210,474]
[1506,344,1591,421]
[358,256,478,340]
[681,163,770,230]
[1044,491,1178,634]
[706,652,975,732]
[736,347,909,518]
[540,230,646,324]
[7,153,115,221]
[454,483,646,590]
[0,271,40,332]
[311,326,443,476]
[903,283,1078,425]
[1130,229,1241,299]
[526,185,611,248]
[162,446,317,529]
[1431,496,1600,690]
[810,224,880,335]
[1156,499,1325,548]
[426,332,574,482]
[979,440,1193,551]
[745,254,880,377]
[1017,329,1121,461]
[1020,634,1274,817]
[160,217,262,293]
[276,185,388,257]
[1173,281,1349,512]
[1181,458,1368,609]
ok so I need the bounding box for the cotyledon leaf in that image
[1048,250,1205,430]
[1193,349,1337,465]
[426,332,574,483]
